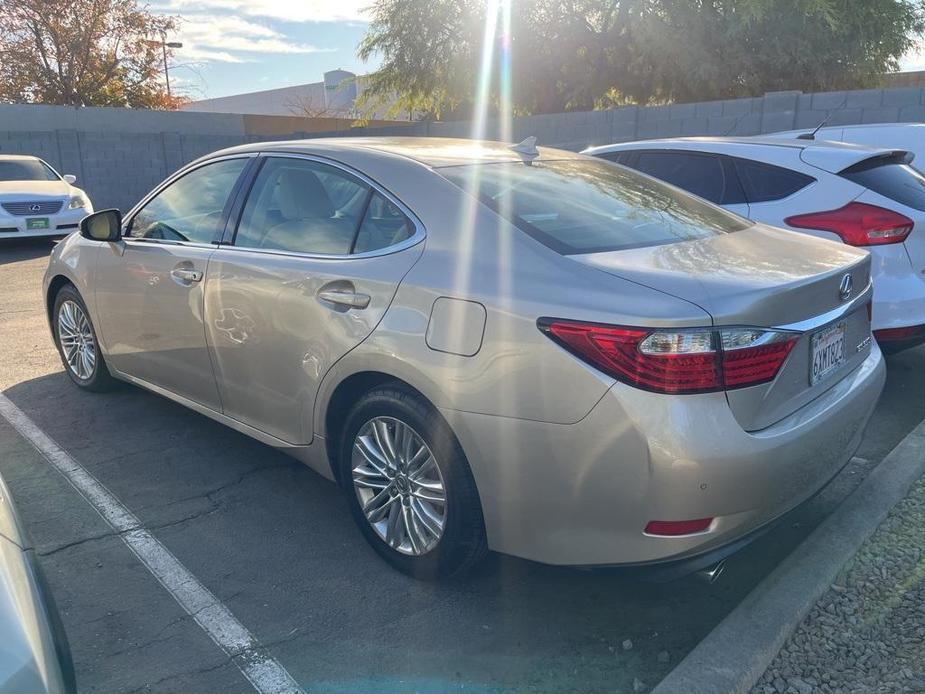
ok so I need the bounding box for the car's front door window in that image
[128,158,248,244]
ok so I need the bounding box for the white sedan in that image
[585,136,925,353]
[0,155,93,240]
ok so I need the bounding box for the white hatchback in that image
[0,155,93,240]
[769,122,925,164]
[585,137,925,352]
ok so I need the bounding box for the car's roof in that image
[584,136,908,174]
[207,137,585,168]
[0,154,41,162]
[586,135,892,153]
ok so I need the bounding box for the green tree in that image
[0,0,182,108]
[357,0,925,118]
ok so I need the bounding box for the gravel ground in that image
[752,475,925,694]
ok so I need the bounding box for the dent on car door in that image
[204,155,424,444]
[93,157,250,409]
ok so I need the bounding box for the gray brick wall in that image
[3,85,925,211]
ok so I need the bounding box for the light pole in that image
[160,40,183,98]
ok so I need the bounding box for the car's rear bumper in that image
[443,344,885,570]
[0,208,88,238]
[869,244,925,337]
[874,324,925,354]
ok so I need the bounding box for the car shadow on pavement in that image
[0,238,60,265]
[2,353,922,694]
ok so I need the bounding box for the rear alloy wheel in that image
[53,285,116,392]
[352,417,447,556]
[340,385,487,579]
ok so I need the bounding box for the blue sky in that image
[153,0,925,102]
[151,0,379,99]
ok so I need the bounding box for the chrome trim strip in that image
[210,234,424,261]
[122,238,217,250]
[775,282,873,333]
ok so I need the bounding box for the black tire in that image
[52,284,117,392]
[339,384,488,580]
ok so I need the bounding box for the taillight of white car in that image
[785,202,913,247]
[538,319,799,394]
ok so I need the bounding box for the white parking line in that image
[0,393,305,694]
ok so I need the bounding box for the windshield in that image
[0,159,59,182]
[440,158,751,254]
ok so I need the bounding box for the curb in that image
[651,418,925,694]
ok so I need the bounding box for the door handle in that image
[317,288,371,309]
[171,268,203,283]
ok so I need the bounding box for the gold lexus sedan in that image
[44,138,884,580]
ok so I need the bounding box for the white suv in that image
[0,155,93,240]
[584,137,925,352]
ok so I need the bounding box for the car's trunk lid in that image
[573,224,873,430]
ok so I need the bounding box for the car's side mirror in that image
[63,174,77,184]
[80,209,122,242]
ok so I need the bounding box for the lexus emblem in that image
[29,204,41,212]
[839,273,853,301]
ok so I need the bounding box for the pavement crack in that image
[147,505,222,533]
[120,657,236,694]
[37,530,119,556]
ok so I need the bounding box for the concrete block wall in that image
[3,84,925,211]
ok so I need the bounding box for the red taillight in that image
[539,320,798,395]
[542,322,721,394]
[645,518,714,536]
[785,202,913,246]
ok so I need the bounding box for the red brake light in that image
[539,320,798,395]
[645,518,714,536]
[785,202,912,246]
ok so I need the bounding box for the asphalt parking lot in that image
[2,238,925,694]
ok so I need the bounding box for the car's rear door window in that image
[630,150,729,204]
[733,159,815,203]
[233,156,416,255]
[440,158,751,255]
[353,192,415,254]
[234,157,369,255]
[840,155,925,211]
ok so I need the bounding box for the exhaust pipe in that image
[697,560,726,584]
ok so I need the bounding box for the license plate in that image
[810,321,847,385]
[26,217,49,230]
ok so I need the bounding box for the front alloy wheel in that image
[53,284,116,392]
[352,417,447,556]
[57,300,96,380]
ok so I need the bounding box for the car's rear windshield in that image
[840,156,925,212]
[0,160,59,182]
[439,158,751,254]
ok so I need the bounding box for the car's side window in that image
[233,156,416,256]
[596,151,633,166]
[353,192,415,254]
[733,158,815,203]
[128,158,248,244]
[631,150,727,204]
[234,157,370,255]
